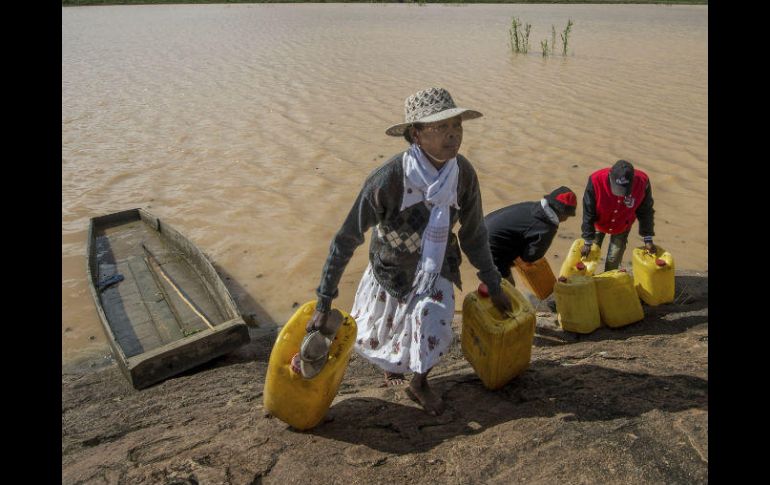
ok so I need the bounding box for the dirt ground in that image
[62,271,707,485]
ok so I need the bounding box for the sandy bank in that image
[62,270,707,484]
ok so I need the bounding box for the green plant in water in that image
[551,25,557,55]
[521,23,531,54]
[508,16,533,55]
[541,40,549,58]
[509,17,521,53]
[561,19,574,56]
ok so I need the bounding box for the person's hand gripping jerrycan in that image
[559,239,601,278]
[461,279,536,390]
[263,302,357,430]
[632,245,675,305]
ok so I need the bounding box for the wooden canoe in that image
[86,208,250,389]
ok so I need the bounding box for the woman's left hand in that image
[490,290,513,317]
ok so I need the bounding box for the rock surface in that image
[62,272,708,484]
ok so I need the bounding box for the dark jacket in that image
[581,168,655,242]
[315,152,503,312]
[485,201,559,278]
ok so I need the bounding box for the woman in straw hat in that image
[304,87,511,416]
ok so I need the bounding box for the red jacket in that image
[581,167,655,239]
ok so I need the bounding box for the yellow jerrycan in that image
[632,246,675,306]
[513,256,556,300]
[263,301,357,430]
[461,279,536,390]
[553,275,601,334]
[593,269,645,328]
[559,239,602,278]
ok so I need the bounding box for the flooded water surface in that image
[62,4,707,367]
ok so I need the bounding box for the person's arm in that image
[314,178,382,314]
[579,177,598,257]
[484,211,514,279]
[456,163,507,311]
[457,167,501,294]
[580,176,597,244]
[636,180,655,251]
[521,227,557,263]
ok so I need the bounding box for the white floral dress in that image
[350,264,455,375]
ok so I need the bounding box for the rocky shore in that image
[62,271,707,484]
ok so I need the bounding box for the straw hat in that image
[385,87,483,137]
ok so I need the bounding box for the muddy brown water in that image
[62,4,707,367]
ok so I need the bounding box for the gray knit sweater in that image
[315,152,503,312]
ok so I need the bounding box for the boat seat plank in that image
[143,249,227,332]
[99,265,164,357]
[125,256,186,345]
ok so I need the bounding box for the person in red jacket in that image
[580,160,656,270]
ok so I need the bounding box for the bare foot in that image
[406,380,445,416]
[383,372,406,387]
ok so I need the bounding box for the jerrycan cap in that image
[558,276,568,283]
[619,268,627,273]
[478,283,489,297]
[655,258,667,267]
[575,261,586,271]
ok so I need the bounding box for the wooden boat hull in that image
[86,208,250,389]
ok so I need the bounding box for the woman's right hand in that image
[306,310,329,333]
[306,308,344,337]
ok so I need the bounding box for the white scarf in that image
[401,144,460,295]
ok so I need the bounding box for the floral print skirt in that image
[350,264,455,374]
